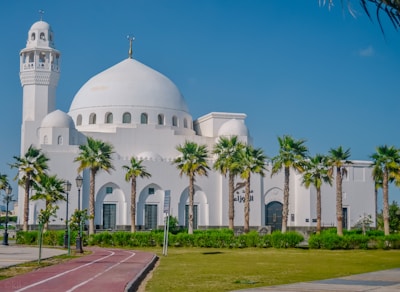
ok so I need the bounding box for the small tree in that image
[327,146,351,236]
[11,145,49,231]
[271,135,308,233]
[122,157,151,232]
[173,141,209,235]
[74,137,114,235]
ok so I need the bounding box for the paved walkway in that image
[0,244,158,292]
[234,268,400,292]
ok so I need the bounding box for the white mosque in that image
[17,19,376,233]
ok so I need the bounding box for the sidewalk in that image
[234,268,400,291]
[0,244,67,268]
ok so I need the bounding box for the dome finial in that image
[127,35,135,59]
[39,9,45,21]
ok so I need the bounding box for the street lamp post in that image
[63,181,72,249]
[75,174,83,253]
[2,186,13,246]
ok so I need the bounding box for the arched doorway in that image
[265,201,283,232]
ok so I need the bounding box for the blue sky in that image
[1,1,399,205]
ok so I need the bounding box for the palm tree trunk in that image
[89,169,96,235]
[282,166,290,233]
[228,173,235,230]
[23,179,30,231]
[316,187,321,234]
[382,170,390,235]
[244,175,251,233]
[336,167,343,236]
[188,174,194,235]
[131,178,137,233]
[374,186,378,229]
[43,201,50,232]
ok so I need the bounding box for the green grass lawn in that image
[139,248,400,291]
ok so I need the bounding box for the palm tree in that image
[0,173,9,191]
[271,135,308,233]
[122,156,151,232]
[174,141,209,234]
[239,145,267,233]
[370,145,400,235]
[302,154,332,234]
[323,1,400,32]
[327,146,351,236]
[74,137,114,235]
[31,174,66,231]
[213,136,245,230]
[10,145,49,231]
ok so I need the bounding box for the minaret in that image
[19,17,61,154]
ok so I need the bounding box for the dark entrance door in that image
[103,204,116,229]
[342,207,348,230]
[265,202,283,232]
[145,204,158,230]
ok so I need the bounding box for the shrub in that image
[16,231,38,244]
[309,232,342,250]
[270,231,303,248]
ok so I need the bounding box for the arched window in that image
[141,113,148,124]
[183,118,188,128]
[40,32,46,40]
[57,135,63,145]
[158,114,164,125]
[89,113,97,124]
[122,112,131,123]
[76,115,82,126]
[29,52,34,62]
[43,135,48,145]
[105,112,113,124]
[31,33,35,40]
[172,116,178,127]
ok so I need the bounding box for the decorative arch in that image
[76,114,82,126]
[89,113,96,124]
[95,182,128,229]
[122,112,131,124]
[172,116,178,127]
[57,135,63,145]
[178,186,209,229]
[105,112,113,124]
[141,113,148,124]
[137,183,164,230]
[263,187,284,232]
[157,114,164,125]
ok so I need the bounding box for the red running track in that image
[0,247,157,292]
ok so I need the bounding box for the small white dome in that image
[137,151,162,161]
[218,119,248,137]
[41,110,75,128]
[30,20,51,31]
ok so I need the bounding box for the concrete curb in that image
[125,254,159,292]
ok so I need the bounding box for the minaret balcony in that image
[22,62,59,72]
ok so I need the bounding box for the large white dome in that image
[69,58,189,113]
